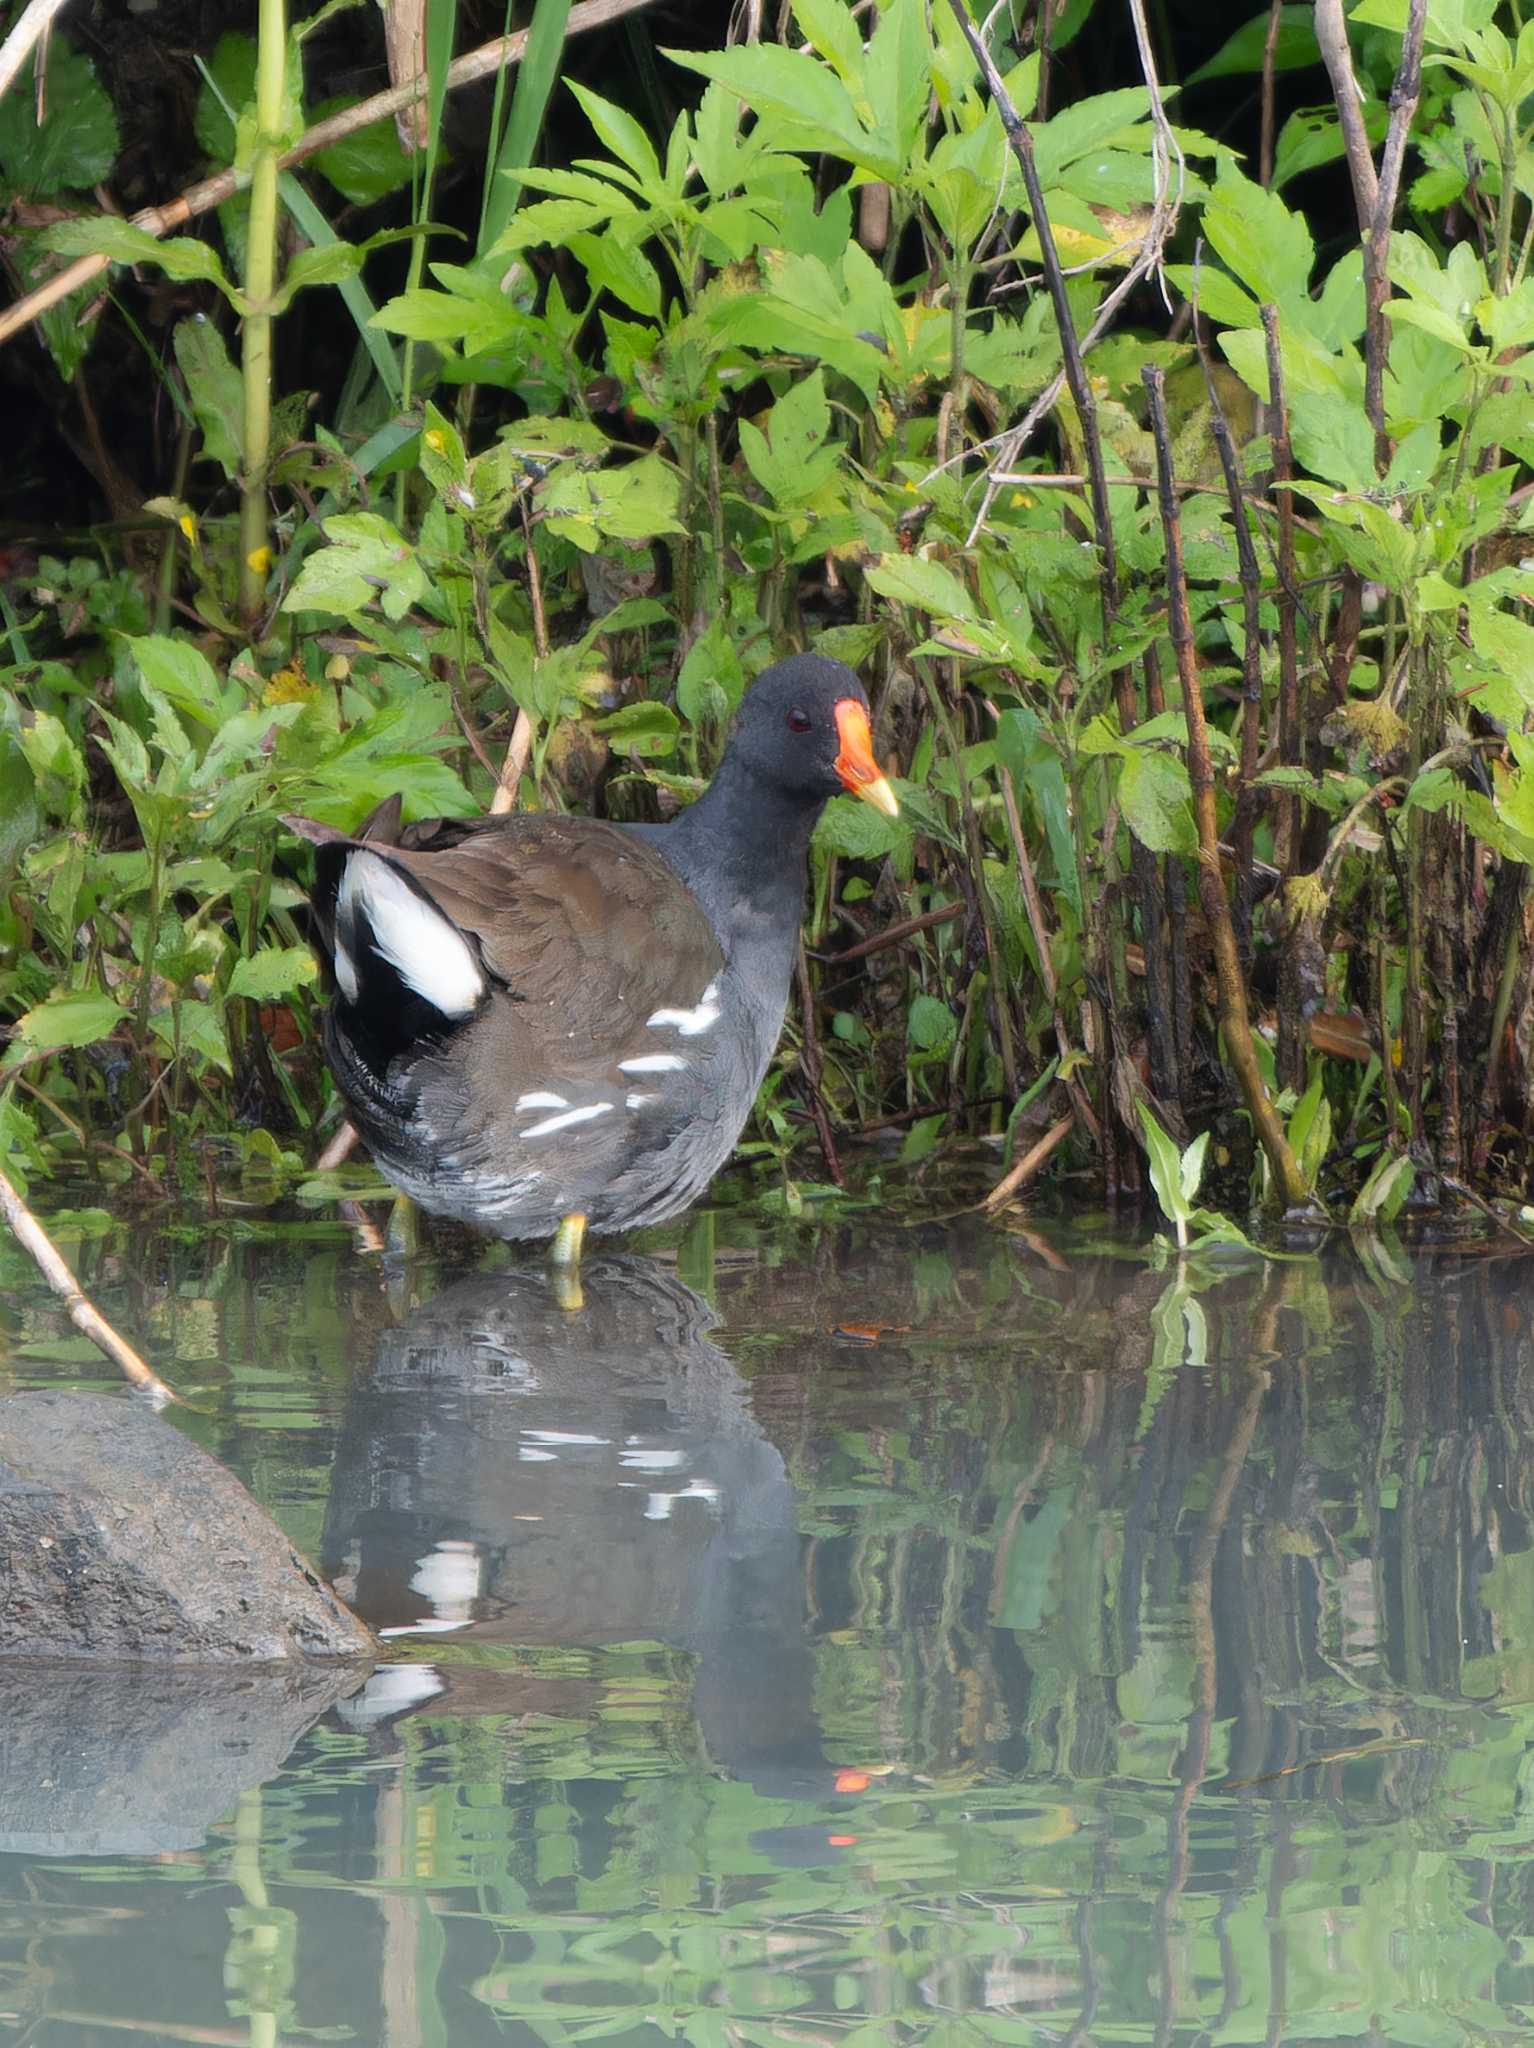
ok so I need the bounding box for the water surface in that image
[1,1211,1532,2045]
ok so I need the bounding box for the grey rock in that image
[0,1663,365,1856]
[0,1389,376,1664]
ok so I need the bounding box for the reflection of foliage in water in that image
[6,1228,1534,2040]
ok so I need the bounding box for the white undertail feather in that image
[337,851,485,1018]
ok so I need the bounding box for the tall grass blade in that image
[478,0,572,258]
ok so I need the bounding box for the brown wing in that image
[362,812,723,1032]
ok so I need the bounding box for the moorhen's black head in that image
[721,655,898,816]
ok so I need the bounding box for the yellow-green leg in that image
[385,1193,419,1257]
[549,1211,587,1312]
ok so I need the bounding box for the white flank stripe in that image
[646,993,720,1035]
[625,1092,655,1110]
[333,936,359,1000]
[619,1053,687,1074]
[516,1091,567,1112]
[521,1102,614,1139]
[338,850,484,1017]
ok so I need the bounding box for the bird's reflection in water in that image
[323,1254,825,1791]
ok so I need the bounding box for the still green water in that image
[1,1209,1533,2047]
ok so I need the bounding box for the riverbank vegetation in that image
[2,0,1533,1236]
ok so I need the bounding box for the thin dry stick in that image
[1142,365,1308,1209]
[0,1165,180,1403]
[945,0,1182,540]
[1196,289,1265,961]
[823,900,963,964]
[1315,0,1380,226]
[1363,0,1427,468]
[796,942,845,1189]
[1259,0,1283,186]
[489,498,544,815]
[316,1121,359,1171]
[982,1110,1075,1214]
[992,743,1102,1145]
[1261,306,1301,877]
[0,0,659,350]
[0,0,69,105]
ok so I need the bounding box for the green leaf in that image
[863,552,976,621]
[677,623,745,728]
[308,95,416,205]
[1136,1099,1189,1225]
[813,792,908,860]
[271,240,369,308]
[129,635,232,730]
[0,727,39,875]
[1288,387,1380,490]
[282,513,430,622]
[227,947,320,1002]
[666,44,876,173]
[1200,157,1314,317]
[41,217,234,296]
[1119,748,1197,856]
[1351,1148,1415,1225]
[567,80,663,194]
[907,993,956,1054]
[568,229,663,317]
[4,991,125,1068]
[591,700,682,757]
[0,40,118,196]
[194,31,256,161]
[793,0,866,87]
[1179,1129,1211,1208]
[1188,6,1320,81]
[151,1000,231,1074]
[173,317,243,480]
[539,455,685,548]
[898,1112,947,1166]
[1272,99,1387,189]
[738,369,838,507]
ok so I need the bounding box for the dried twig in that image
[1261,305,1301,873]
[821,901,964,964]
[316,1121,359,1171]
[1363,0,1427,468]
[1315,0,1380,225]
[1259,0,1282,186]
[1196,278,1265,959]
[0,0,659,350]
[1142,365,1308,1208]
[944,0,1183,540]
[489,498,544,816]
[0,1165,180,1404]
[982,1111,1075,1214]
[0,0,69,105]
[796,943,845,1189]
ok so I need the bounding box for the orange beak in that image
[833,700,899,818]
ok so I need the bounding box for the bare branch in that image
[1315,0,1381,225]
[0,1166,181,1404]
[0,0,660,350]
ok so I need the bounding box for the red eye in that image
[787,708,812,733]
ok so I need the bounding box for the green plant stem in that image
[238,0,288,627]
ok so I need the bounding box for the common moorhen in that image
[303,654,897,1260]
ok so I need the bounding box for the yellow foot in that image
[550,1211,587,1267]
[549,1212,587,1312]
[385,1193,419,1257]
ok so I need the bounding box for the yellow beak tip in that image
[856,776,900,819]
